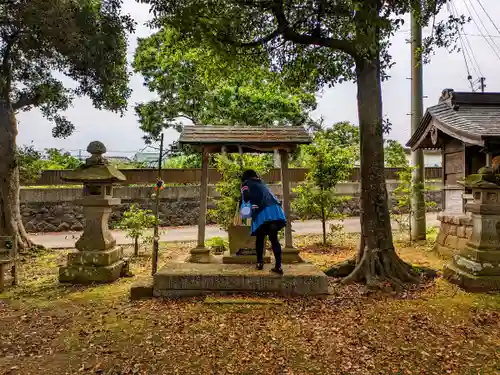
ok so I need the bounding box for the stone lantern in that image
[59,141,128,284]
[444,168,500,291]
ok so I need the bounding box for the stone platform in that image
[222,250,271,264]
[135,257,329,298]
[434,214,472,257]
[444,263,500,292]
[59,246,127,284]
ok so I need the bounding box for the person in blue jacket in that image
[240,169,286,274]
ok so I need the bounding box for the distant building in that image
[403,148,442,167]
[133,152,159,167]
[107,156,132,164]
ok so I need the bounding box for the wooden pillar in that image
[280,150,303,263]
[198,149,209,247]
[189,148,213,263]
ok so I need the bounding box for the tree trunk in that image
[0,101,36,250]
[342,59,418,286]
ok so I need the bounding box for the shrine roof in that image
[179,125,311,153]
[407,89,500,150]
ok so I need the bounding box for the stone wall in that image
[435,214,473,257]
[20,186,207,233]
[20,181,443,233]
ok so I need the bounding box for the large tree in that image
[133,26,317,140]
[0,0,133,249]
[141,0,463,285]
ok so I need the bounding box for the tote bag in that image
[240,199,252,219]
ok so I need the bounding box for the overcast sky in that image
[16,0,500,158]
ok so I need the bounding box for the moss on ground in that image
[1,234,500,374]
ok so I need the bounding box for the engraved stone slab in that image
[153,262,328,297]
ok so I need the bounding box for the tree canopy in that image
[293,121,358,167]
[384,140,409,168]
[133,26,317,140]
[1,0,134,136]
[0,0,134,249]
[141,1,464,89]
[17,147,82,185]
[293,128,356,244]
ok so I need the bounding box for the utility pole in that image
[410,0,426,240]
[480,77,486,92]
[151,133,164,275]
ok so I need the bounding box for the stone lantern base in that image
[59,246,127,284]
[444,264,500,292]
[443,179,500,292]
[444,236,500,292]
[223,225,271,264]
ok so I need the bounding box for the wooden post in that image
[188,148,213,263]
[198,148,209,247]
[280,150,303,263]
[152,133,164,275]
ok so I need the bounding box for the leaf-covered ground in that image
[1,234,500,375]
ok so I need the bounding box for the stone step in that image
[152,261,329,298]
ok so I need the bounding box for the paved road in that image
[29,213,439,249]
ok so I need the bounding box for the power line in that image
[459,33,500,38]
[396,30,500,39]
[449,0,483,86]
[451,1,483,76]
[463,0,500,62]
[475,0,500,36]
[467,0,500,53]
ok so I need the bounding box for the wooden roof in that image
[407,89,500,150]
[179,125,311,153]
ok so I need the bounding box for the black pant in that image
[255,222,282,268]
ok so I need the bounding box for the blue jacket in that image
[240,178,280,220]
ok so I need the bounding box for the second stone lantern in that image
[59,141,128,284]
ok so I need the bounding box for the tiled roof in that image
[430,102,500,136]
[407,90,500,149]
[179,125,311,145]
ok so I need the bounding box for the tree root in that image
[341,246,421,287]
[16,221,39,251]
[325,258,356,277]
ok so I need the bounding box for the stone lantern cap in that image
[461,167,500,189]
[62,141,126,183]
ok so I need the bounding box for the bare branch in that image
[270,1,357,57]
[12,92,39,110]
[178,114,197,123]
[218,1,357,57]
[218,29,281,47]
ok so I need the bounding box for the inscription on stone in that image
[487,192,498,203]
[445,152,464,174]
[236,248,257,256]
[445,189,464,214]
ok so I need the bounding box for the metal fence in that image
[25,167,443,186]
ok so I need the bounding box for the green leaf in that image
[132,26,316,139]
[3,0,133,137]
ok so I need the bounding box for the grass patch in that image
[1,234,500,374]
